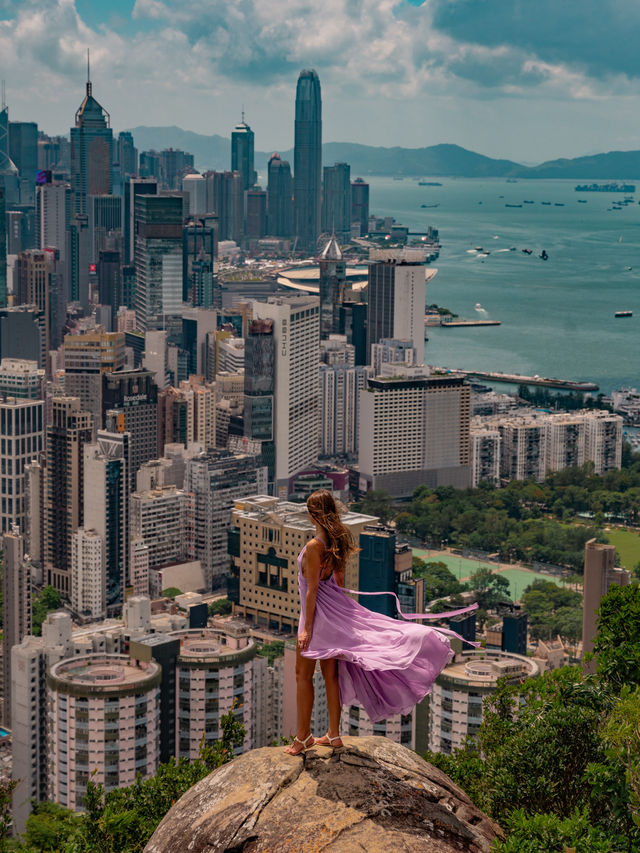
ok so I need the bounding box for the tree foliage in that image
[521,578,582,642]
[593,583,640,690]
[208,598,232,616]
[31,586,62,637]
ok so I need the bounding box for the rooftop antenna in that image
[86,48,92,96]
[241,105,245,123]
[1,81,5,110]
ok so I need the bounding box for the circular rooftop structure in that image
[48,654,161,696]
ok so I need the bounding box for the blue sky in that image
[1,0,639,162]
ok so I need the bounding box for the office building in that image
[582,539,630,670]
[294,70,322,251]
[48,654,161,809]
[123,177,157,265]
[358,372,472,497]
[228,496,376,632]
[320,334,355,366]
[83,430,131,609]
[251,295,320,495]
[0,307,45,368]
[231,116,257,191]
[182,173,207,217]
[63,330,126,426]
[15,248,61,359]
[71,527,106,620]
[9,120,37,203]
[185,449,267,590]
[0,189,5,307]
[357,526,397,618]
[66,212,90,311]
[205,170,243,243]
[351,178,369,237]
[102,367,159,488]
[70,67,113,215]
[267,153,293,238]
[244,318,275,482]
[428,650,540,754]
[371,338,416,377]
[159,148,194,190]
[246,187,267,239]
[320,362,373,457]
[97,248,121,326]
[470,425,501,487]
[35,181,71,261]
[366,251,429,365]
[0,96,19,206]
[322,163,351,239]
[88,193,121,264]
[44,397,94,596]
[0,396,44,533]
[318,234,346,338]
[0,358,44,398]
[118,131,137,179]
[2,527,31,725]
[134,194,183,333]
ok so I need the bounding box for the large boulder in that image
[145,736,503,852]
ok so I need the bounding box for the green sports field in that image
[604,528,640,570]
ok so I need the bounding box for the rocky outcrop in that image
[144,736,503,852]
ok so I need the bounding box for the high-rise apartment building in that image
[318,235,346,338]
[231,117,256,191]
[83,430,131,609]
[267,153,293,238]
[582,539,630,670]
[322,163,351,239]
[470,426,501,487]
[320,363,373,457]
[0,358,44,398]
[130,485,194,573]
[15,248,63,360]
[48,654,161,809]
[351,178,369,237]
[294,70,322,251]
[358,372,472,497]
[134,194,183,333]
[185,449,267,590]
[228,496,376,632]
[64,330,126,426]
[371,338,416,377]
[251,295,320,495]
[102,366,159,489]
[366,251,428,365]
[70,70,113,215]
[44,396,94,596]
[0,397,44,534]
[2,527,31,725]
[71,527,106,620]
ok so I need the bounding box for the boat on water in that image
[522,248,533,255]
[505,203,522,208]
[577,199,587,203]
[554,203,565,206]
[506,178,518,183]
[575,182,635,192]
[615,311,633,318]
[474,247,483,251]
[540,250,549,260]
[418,181,442,186]
[420,203,439,208]
[523,200,535,204]
[474,303,484,310]
[541,201,551,205]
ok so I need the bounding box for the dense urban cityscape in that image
[0,41,638,853]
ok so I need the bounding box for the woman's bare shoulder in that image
[306,538,325,555]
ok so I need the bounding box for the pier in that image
[444,369,599,392]
[440,320,501,327]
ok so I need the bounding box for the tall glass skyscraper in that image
[231,116,256,191]
[267,154,293,238]
[294,70,322,252]
[70,66,113,215]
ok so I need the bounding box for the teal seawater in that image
[368,177,640,394]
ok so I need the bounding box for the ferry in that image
[615,311,633,318]
[505,203,522,208]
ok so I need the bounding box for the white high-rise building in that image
[2,527,31,725]
[366,251,433,365]
[358,371,471,497]
[371,338,416,377]
[130,539,150,596]
[0,397,44,534]
[71,527,106,620]
[252,295,320,495]
[36,181,71,260]
[470,426,501,487]
[0,358,44,399]
[130,485,194,572]
[182,173,207,216]
[320,363,373,457]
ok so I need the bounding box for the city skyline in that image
[1,1,640,162]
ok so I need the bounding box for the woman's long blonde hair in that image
[306,490,357,576]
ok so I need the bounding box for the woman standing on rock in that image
[284,490,477,756]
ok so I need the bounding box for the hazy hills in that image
[126,126,640,179]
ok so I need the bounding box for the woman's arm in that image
[298,540,323,650]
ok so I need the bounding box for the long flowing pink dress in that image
[298,544,477,722]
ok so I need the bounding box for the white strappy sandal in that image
[283,733,315,755]
[315,733,344,750]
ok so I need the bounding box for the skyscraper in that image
[294,70,322,251]
[70,60,113,215]
[117,131,137,180]
[0,397,44,533]
[245,187,267,239]
[231,116,256,191]
[251,295,320,496]
[0,189,6,308]
[9,121,38,204]
[244,318,275,483]
[351,178,369,237]
[35,181,71,262]
[318,234,346,338]
[322,163,351,239]
[123,176,157,265]
[183,217,217,307]
[63,330,126,426]
[267,154,293,238]
[366,250,429,365]
[88,193,121,264]
[134,194,183,333]
[582,539,630,671]
[66,212,90,311]
[2,527,32,725]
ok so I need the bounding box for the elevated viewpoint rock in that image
[145,736,503,852]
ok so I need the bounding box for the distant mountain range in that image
[126,125,640,179]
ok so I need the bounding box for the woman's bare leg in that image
[283,648,317,754]
[317,658,343,746]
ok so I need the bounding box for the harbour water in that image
[368,177,640,394]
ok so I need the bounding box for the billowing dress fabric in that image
[298,546,476,723]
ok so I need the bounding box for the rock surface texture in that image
[144,736,503,853]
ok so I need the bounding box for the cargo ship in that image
[615,310,633,318]
[575,183,635,192]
